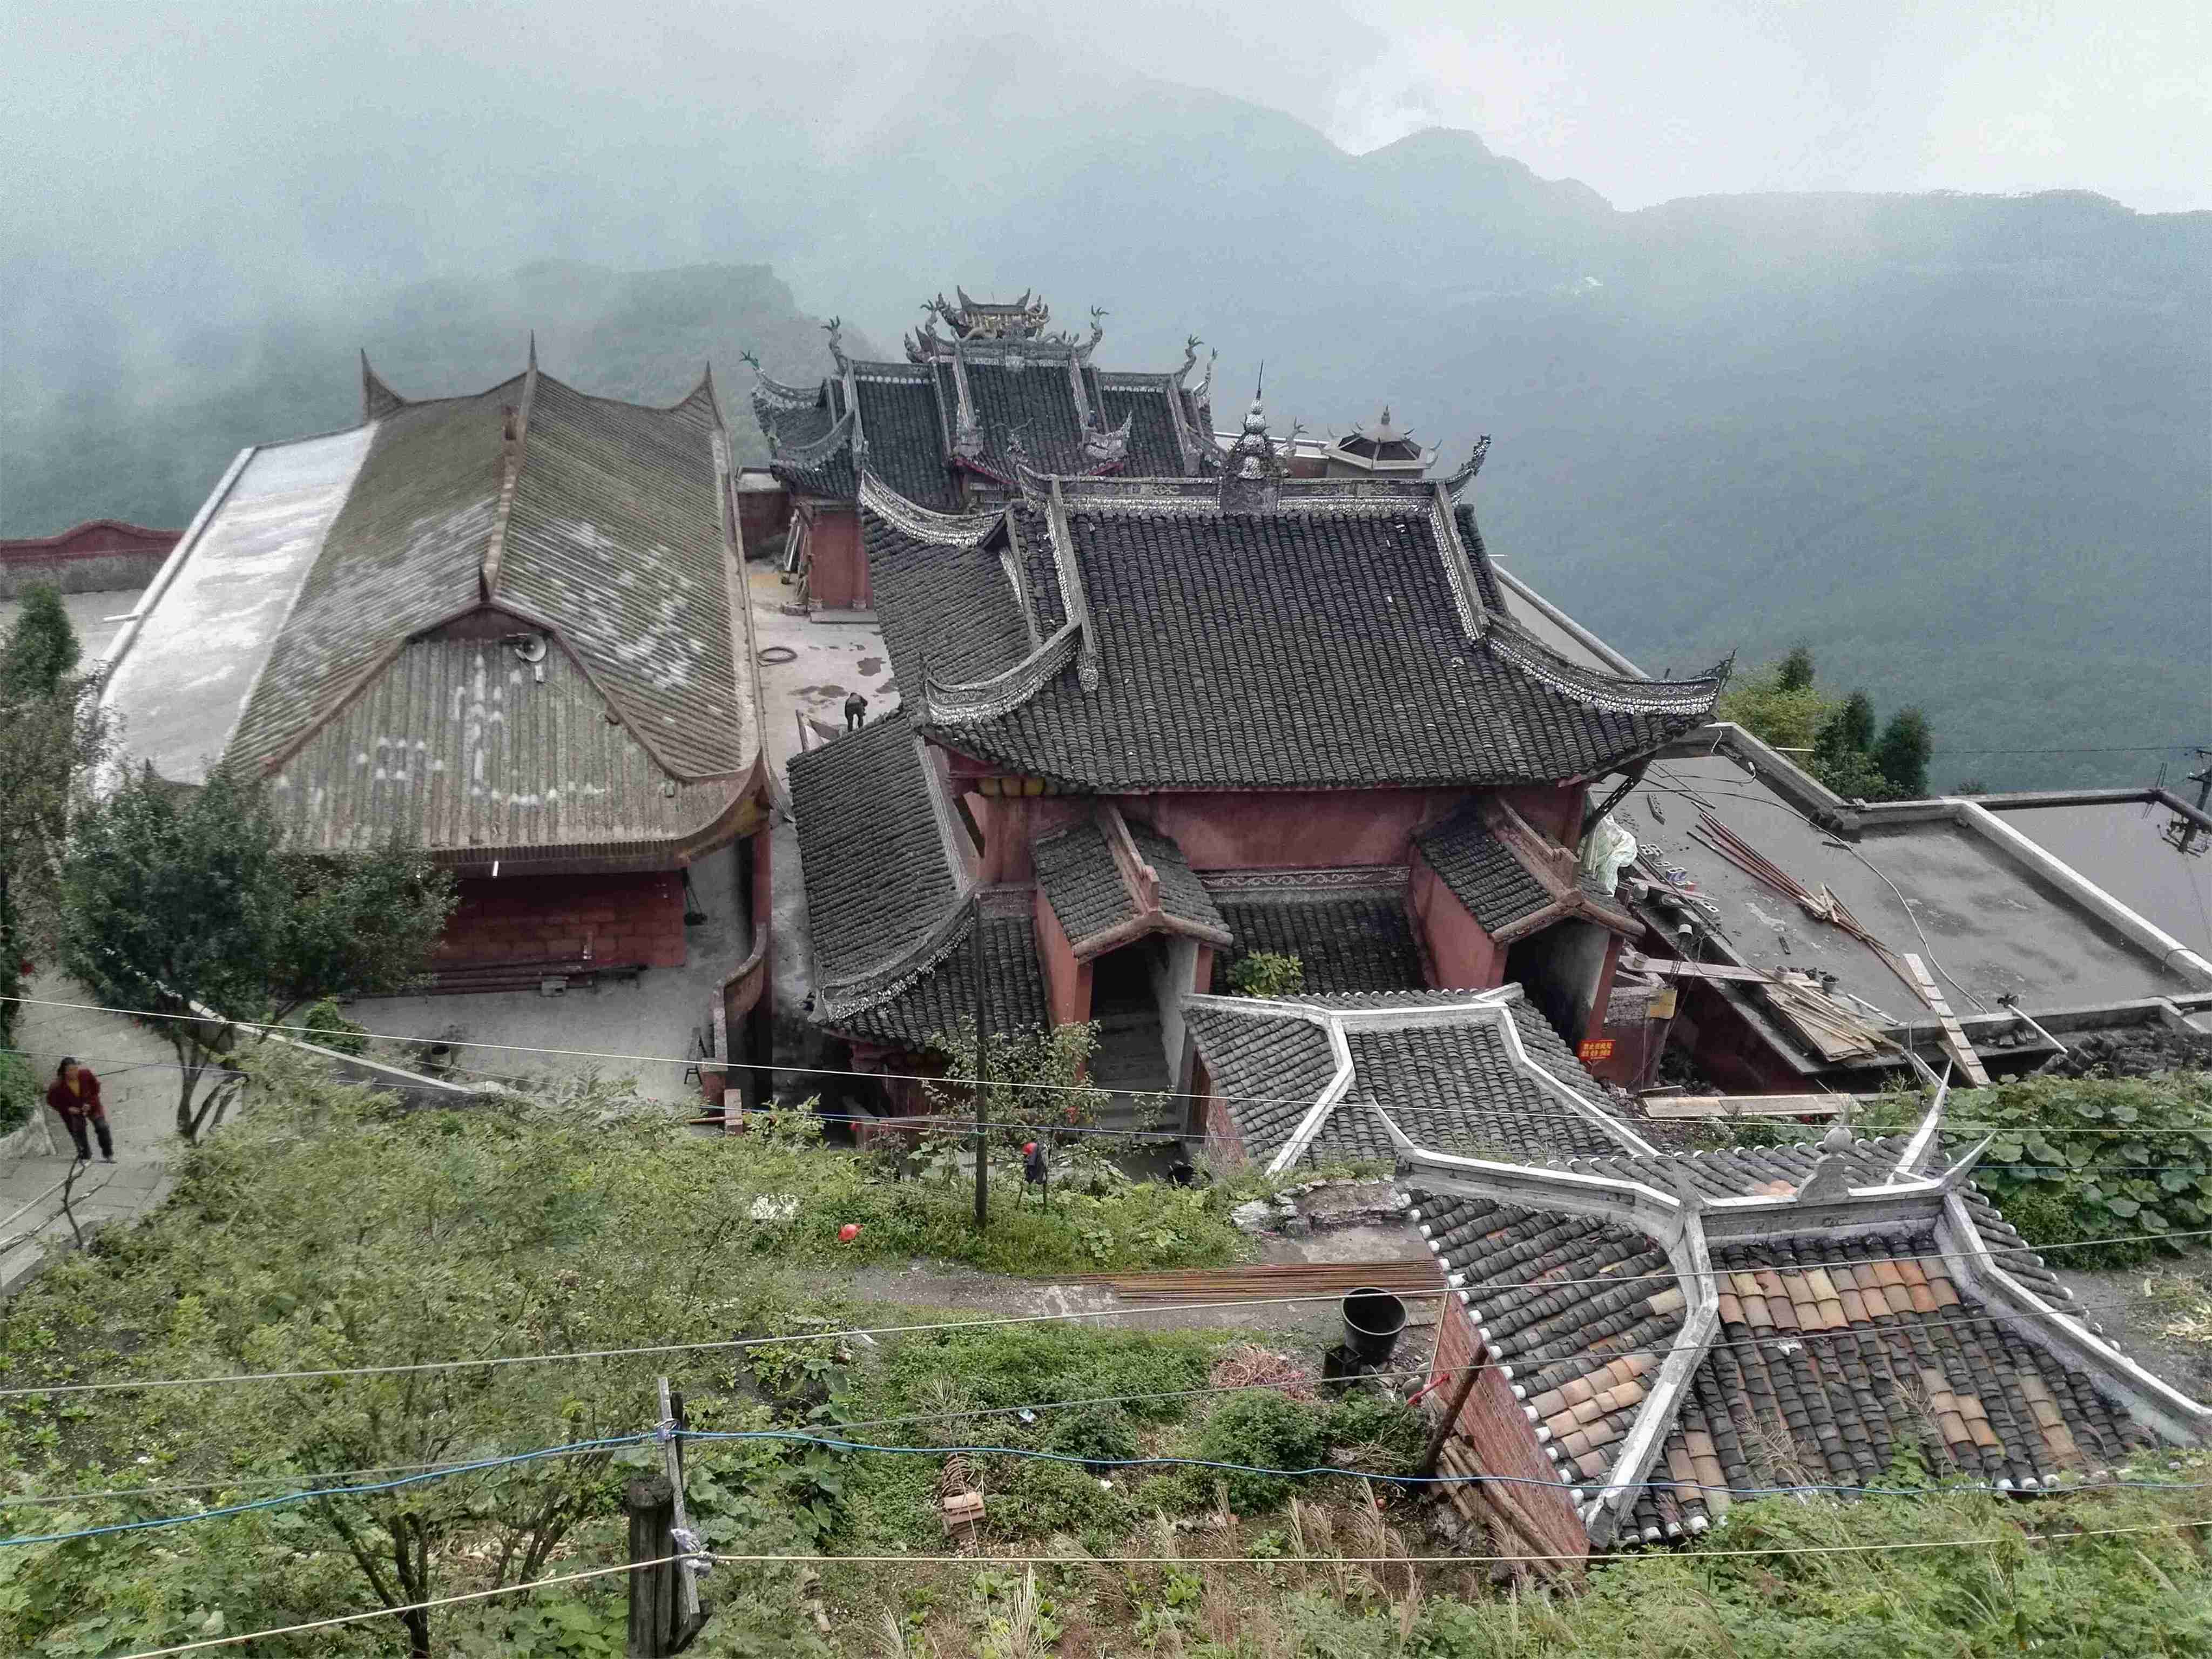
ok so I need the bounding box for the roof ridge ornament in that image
[1176,335,1202,386]
[823,316,849,375]
[1443,435,1491,500]
[1218,371,1296,512]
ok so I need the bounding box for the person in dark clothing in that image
[843,691,867,733]
[46,1057,115,1163]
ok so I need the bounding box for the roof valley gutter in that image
[1488,564,1648,679]
[97,446,258,677]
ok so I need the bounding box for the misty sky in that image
[2,0,2203,339]
[10,1,2204,211]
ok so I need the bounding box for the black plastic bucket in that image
[1340,1287,1408,1367]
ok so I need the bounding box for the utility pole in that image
[626,1378,707,1657]
[973,895,990,1231]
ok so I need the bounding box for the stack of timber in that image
[1070,1259,1443,1301]
[1678,813,1991,1075]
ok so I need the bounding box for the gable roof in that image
[871,474,1727,792]
[1033,808,1230,958]
[1183,987,1648,1173]
[1416,798,1637,940]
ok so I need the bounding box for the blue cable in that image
[6,1424,2204,1550]
[0,1433,651,1548]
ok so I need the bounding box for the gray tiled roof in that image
[1409,1140,2166,1547]
[757,334,1211,511]
[868,513,1033,685]
[1651,1228,2152,1534]
[1127,822,1227,936]
[836,912,1049,1049]
[852,369,960,510]
[1415,804,1555,934]
[226,366,754,857]
[889,498,1723,791]
[1185,989,1627,1170]
[789,713,965,1003]
[1034,819,1139,945]
[1209,891,1425,995]
[1410,1187,1681,1514]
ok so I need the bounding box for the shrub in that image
[1044,1406,1139,1471]
[297,997,369,1056]
[1326,1392,1424,1468]
[0,1050,35,1133]
[1228,952,1304,1000]
[987,1454,1136,1540]
[1862,1073,2212,1267]
[1196,1392,1331,1512]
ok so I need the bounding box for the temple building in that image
[102,349,775,1075]
[748,287,1218,614]
[787,386,1729,1132]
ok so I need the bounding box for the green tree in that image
[0,589,107,1046]
[1776,642,1816,692]
[1716,656,1836,754]
[1818,689,1878,758]
[0,582,80,697]
[60,765,455,1139]
[1873,707,1933,798]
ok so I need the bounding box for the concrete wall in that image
[1150,936,1206,1083]
[1,522,178,598]
[438,871,689,971]
[1409,845,1507,990]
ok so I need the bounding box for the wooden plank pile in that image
[1070,1259,1444,1301]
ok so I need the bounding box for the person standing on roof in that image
[46,1057,115,1164]
[843,691,868,733]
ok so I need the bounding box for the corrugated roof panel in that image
[106,424,378,784]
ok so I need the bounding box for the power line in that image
[0,1434,650,1548]
[4,1223,2203,1403]
[12,1407,2206,1550]
[106,1520,2212,1659]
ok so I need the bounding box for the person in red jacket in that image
[45,1057,114,1163]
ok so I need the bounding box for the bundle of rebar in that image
[1689,812,1907,975]
[1069,1259,1444,1301]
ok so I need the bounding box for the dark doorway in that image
[1505,920,1610,1048]
[1087,938,1172,1117]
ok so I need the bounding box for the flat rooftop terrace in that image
[1623,753,2199,1023]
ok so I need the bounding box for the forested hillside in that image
[0,261,854,545]
[3,57,2204,788]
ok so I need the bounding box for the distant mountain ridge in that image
[2,63,2203,790]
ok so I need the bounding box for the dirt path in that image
[2052,1246,2212,1400]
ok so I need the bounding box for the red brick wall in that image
[1431,1298,1588,1562]
[436,873,689,970]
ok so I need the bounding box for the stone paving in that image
[2,972,181,1290]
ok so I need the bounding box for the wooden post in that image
[973,895,990,1232]
[623,1473,677,1658]
[1419,1359,1484,1477]
[658,1378,706,1650]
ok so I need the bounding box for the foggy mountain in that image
[3,53,2204,790]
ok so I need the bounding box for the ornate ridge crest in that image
[858,470,1000,545]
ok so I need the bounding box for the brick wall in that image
[436,872,689,970]
[1430,1297,1588,1562]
